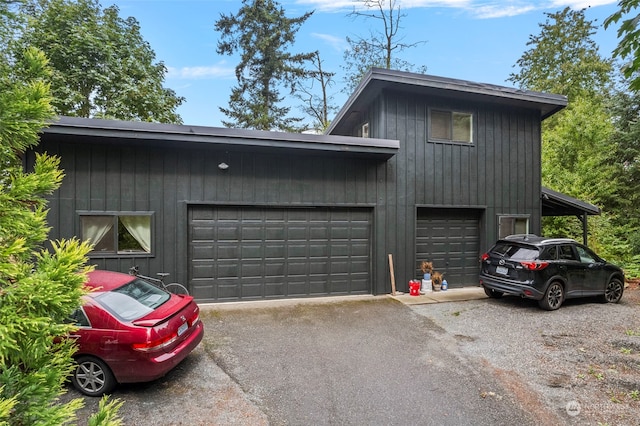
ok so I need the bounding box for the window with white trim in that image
[80,213,153,256]
[429,109,473,143]
[498,215,529,239]
[361,122,370,138]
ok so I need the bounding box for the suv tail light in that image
[480,253,490,262]
[520,261,549,271]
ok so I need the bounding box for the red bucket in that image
[409,280,421,296]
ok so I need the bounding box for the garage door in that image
[189,206,372,302]
[416,209,481,288]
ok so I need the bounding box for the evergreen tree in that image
[0,4,121,423]
[509,7,612,102]
[215,0,314,131]
[508,8,629,263]
[605,0,640,91]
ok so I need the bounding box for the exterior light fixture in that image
[218,162,229,170]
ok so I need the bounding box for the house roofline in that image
[327,68,568,135]
[541,186,600,216]
[44,116,399,158]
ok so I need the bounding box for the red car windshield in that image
[94,278,171,321]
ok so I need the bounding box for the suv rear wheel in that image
[538,282,564,310]
[483,287,504,298]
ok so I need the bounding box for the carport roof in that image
[327,68,568,136]
[44,116,399,158]
[542,186,600,216]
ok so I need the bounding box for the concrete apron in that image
[390,285,488,305]
[199,286,487,311]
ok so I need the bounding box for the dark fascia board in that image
[44,116,399,158]
[541,186,600,216]
[327,68,568,135]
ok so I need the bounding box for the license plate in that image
[177,322,188,336]
[496,266,509,275]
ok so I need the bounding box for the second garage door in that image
[416,208,482,288]
[189,206,372,302]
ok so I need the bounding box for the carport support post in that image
[581,212,588,245]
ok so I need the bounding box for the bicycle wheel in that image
[165,282,189,295]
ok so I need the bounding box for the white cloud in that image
[549,0,617,8]
[473,4,537,19]
[292,0,617,17]
[312,32,348,51]
[167,64,235,80]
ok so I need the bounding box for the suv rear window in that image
[491,242,540,261]
[95,278,170,321]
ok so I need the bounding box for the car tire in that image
[72,356,116,397]
[602,278,624,304]
[538,282,564,311]
[483,287,504,298]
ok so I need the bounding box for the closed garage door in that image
[416,208,481,288]
[189,206,372,302]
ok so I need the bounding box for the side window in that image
[429,109,474,143]
[558,245,577,261]
[542,246,557,260]
[68,308,91,327]
[576,245,597,264]
[80,213,153,256]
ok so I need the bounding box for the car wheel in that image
[483,287,504,298]
[538,282,564,311]
[72,356,116,397]
[602,278,624,304]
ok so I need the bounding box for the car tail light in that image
[133,311,200,352]
[520,261,549,271]
[480,253,490,262]
[132,333,179,352]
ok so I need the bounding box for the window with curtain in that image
[429,109,473,143]
[80,213,152,256]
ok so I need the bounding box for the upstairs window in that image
[80,213,152,256]
[429,109,473,143]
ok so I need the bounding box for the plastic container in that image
[441,279,448,291]
[409,280,421,296]
[421,279,432,293]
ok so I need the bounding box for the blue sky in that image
[104,0,622,127]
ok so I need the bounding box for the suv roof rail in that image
[539,237,577,244]
[504,234,539,241]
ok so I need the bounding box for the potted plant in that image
[420,261,433,280]
[431,271,443,291]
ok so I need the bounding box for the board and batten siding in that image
[351,91,543,289]
[36,136,383,291]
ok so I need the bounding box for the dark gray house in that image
[34,68,595,302]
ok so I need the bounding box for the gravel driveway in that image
[410,285,640,425]
[64,285,640,425]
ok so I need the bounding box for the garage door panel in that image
[189,206,372,301]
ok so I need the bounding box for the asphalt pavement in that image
[66,291,541,425]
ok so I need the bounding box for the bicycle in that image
[128,265,189,296]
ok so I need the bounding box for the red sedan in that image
[69,270,204,396]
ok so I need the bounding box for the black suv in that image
[480,235,625,310]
